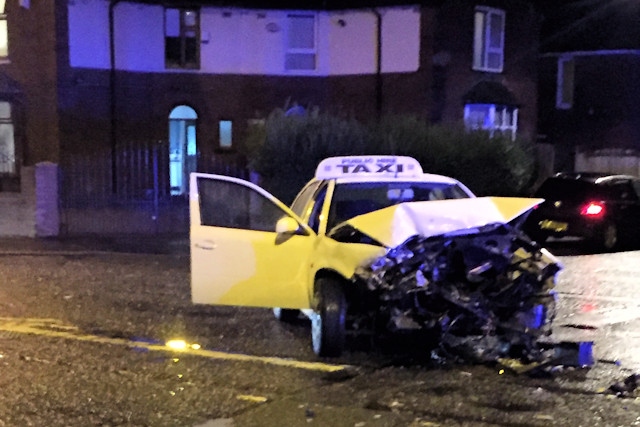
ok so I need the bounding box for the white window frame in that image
[285,13,317,73]
[472,7,505,73]
[0,0,8,59]
[464,103,518,141]
[164,8,200,69]
[556,56,575,110]
[0,101,15,175]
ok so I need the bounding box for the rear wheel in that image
[589,221,618,251]
[600,222,618,251]
[311,277,346,357]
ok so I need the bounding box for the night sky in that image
[537,0,640,52]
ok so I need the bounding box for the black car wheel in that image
[273,308,300,322]
[600,222,618,251]
[311,277,346,357]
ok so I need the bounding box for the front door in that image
[190,173,314,309]
[169,105,198,196]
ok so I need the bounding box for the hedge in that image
[242,108,537,203]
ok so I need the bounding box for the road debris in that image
[547,341,594,367]
[608,374,640,398]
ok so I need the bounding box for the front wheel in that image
[311,277,346,357]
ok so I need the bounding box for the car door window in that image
[609,181,638,202]
[290,181,321,216]
[198,177,287,232]
[308,184,328,234]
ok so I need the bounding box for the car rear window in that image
[535,178,614,201]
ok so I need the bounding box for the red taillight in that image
[580,201,605,218]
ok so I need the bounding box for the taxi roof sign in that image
[315,155,424,180]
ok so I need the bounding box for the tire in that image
[600,222,618,251]
[311,277,346,357]
[272,308,300,323]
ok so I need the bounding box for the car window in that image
[308,184,328,234]
[608,181,639,201]
[535,178,603,200]
[197,177,287,232]
[536,177,640,202]
[326,181,470,230]
[290,180,321,217]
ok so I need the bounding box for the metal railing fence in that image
[58,140,249,234]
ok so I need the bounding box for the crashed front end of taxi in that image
[335,198,562,363]
[355,223,560,363]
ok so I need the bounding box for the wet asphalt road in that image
[546,240,640,374]
[0,237,639,426]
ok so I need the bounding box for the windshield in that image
[327,181,471,230]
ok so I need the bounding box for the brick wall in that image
[0,163,61,237]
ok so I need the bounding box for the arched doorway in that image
[169,105,197,195]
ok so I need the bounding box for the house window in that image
[473,7,505,73]
[0,0,8,58]
[464,103,518,140]
[165,8,199,69]
[285,14,316,71]
[219,120,232,149]
[557,56,575,109]
[0,101,15,175]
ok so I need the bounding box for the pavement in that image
[0,234,190,255]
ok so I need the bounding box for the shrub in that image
[242,109,536,202]
[368,117,536,196]
[244,107,368,203]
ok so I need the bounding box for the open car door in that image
[190,173,315,309]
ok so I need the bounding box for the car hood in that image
[344,197,544,247]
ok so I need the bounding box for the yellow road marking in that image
[237,395,269,403]
[0,317,348,373]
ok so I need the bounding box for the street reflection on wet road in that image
[546,240,640,371]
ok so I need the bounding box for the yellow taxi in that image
[190,155,552,357]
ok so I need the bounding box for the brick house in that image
[0,0,541,236]
[539,50,640,173]
[537,1,640,175]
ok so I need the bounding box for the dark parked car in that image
[524,172,640,250]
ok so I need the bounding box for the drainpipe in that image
[109,1,121,194]
[372,8,382,121]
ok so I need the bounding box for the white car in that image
[190,155,559,359]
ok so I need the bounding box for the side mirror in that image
[276,216,300,234]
